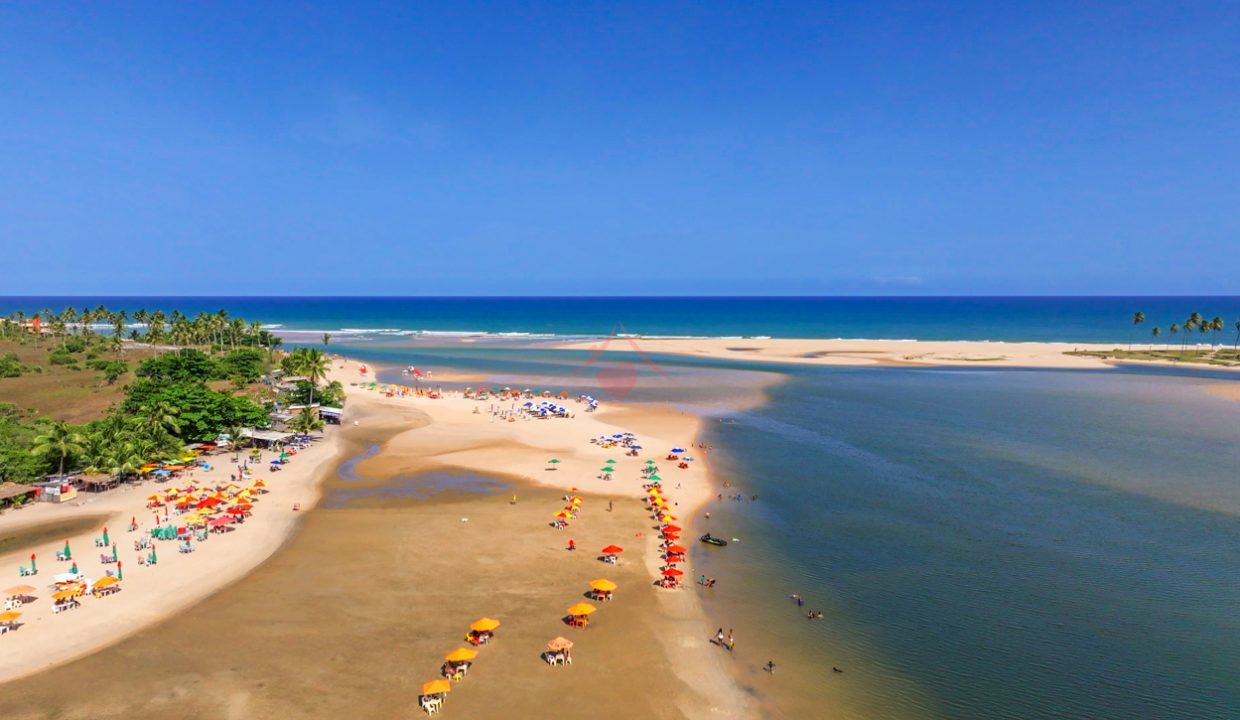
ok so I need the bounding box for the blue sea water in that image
[2,296,1239,343]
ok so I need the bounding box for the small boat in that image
[700,533,728,547]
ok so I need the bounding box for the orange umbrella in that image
[565,602,597,616]
[444,647,478,662]
[661,568,684,577]
[0,611,21,623]
[665,544,688,554]
[4,585,35,597]
[589,579,617,592]
[422,679,452,695]
[93,576,119,588]
[52,589,79,600]
[662,524,683,532]
[469,617,501,632]
[600,545,624,554]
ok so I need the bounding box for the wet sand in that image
[0,419,744,720]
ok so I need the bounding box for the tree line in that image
[1131,311,1240,352]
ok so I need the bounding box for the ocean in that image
[2,296,1240,344]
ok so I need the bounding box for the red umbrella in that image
[226,507,246,515]
[661,568,684,577]
[662,524,683,533]
[600,545,624,555]
[196,497,223,509]
[662,534,681,541]
[665,544,688,554]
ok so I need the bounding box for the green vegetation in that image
[1070,308,1240,367]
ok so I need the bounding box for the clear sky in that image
[2,2,1238,295]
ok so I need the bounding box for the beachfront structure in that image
[239,428,296,447]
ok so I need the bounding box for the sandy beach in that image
[0,357,752,719]
[554,337,1176,369]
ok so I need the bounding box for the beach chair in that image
[100,553,114,564]
[56,552,68,562]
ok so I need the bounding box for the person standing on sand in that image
[726,629,735,651]
[715,628,725,645]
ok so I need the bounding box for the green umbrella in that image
[606,459,617,464]
[648,475,661,482]
[112,543,118,561]
[101,527,110,546]
[645,460,656,465]
[149,546,157,564]
[62,540,71,560]
[548,459,560,464]
[29,553,36,573]
[601,466,615,473]
[117,560,123,580]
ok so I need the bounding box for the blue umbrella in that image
[671,448,685,453]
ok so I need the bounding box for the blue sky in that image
[2,2,1238,295]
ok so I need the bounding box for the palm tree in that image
[1233,319,1240,354]
[1169,322,1179,353]
[138,400,182,438]
[223,424,247,460]
[1130,311,1144,351]
[292,348,331,405]
[31,421,85,478]
[322,333,331,347]
[1150,326,1160,350]
[290,407,324,435]
[1210,317,1224,348]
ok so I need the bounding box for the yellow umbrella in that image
[422,679,452,695]
[0,611,21,623]
[93,576,119,588]
[469,617,501,632]
[553,510,574,519]
[589,579,617,592]
[52,589,78,601]
[4,585,35,597]
[444,647,478,662]
[566,602,597,616]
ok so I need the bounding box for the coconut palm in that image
[290,407,324,435]
[138,400,182,438]
[322,333,331,347]
[1130,311,1144,351]
[1233,319,1240,353]
[1150,326,1160,350]
[31,421,85,478]
[1210,317,1224,347]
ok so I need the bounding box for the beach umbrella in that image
[606,459,617,464]
[112,543,119,561]
[101,527,110,546]
[662,534,681,542]
[666,544,688,554]
[444,648,478,663]
[0,611,22,623]
[661,568,684,577]
[29,553,36,574]
[422,679,453,695]
[52,589,78,601]
[554,510,574,520]
[601,466,614,473]
[566,602,597,616]
[62,540,71,560]
[150,545,157,564]
[663,524,683,533]
[671,448,685,453]
[4,584,35,598]
[589,579,617,592]
[648,475,661,482]
[94,576,119,589]
[69,562,79,575]
[600,545,624,555]
[547,637,574,651]
[117,560,123,580]
[469,617,501,632]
